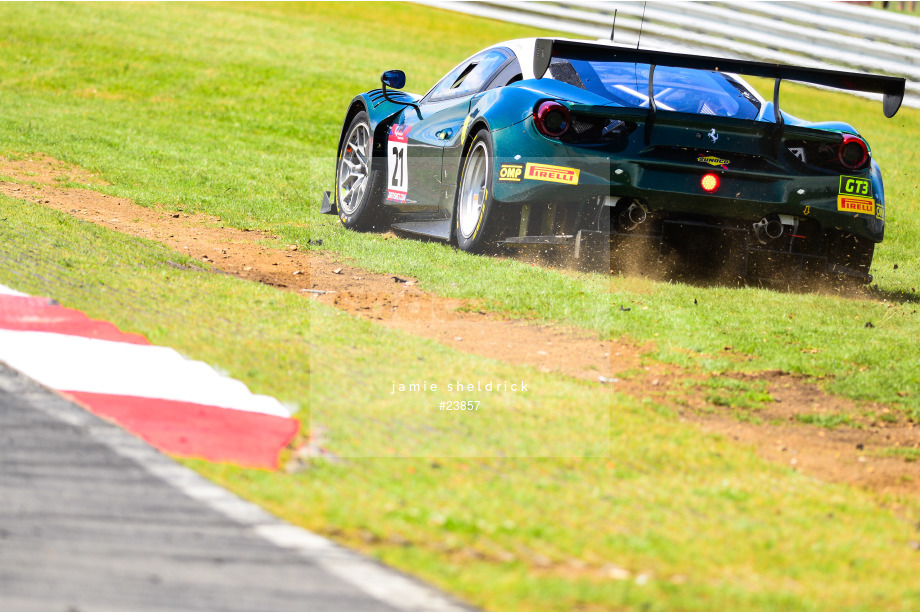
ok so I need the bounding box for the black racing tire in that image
[335,110,384,231]
[454,129,514,253]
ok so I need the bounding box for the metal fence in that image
[414,0,920,108]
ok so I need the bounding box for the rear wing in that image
[533,38,906,120]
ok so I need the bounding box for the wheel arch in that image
[459,117,493,159]
[336,99,368,158]
[334,94,407,209]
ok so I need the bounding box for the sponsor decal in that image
[837,195,875,215]
[697,156,730,167]
[837,176,875,215]
[523,162,579,185]
[839,175,871,197]
[498,164,523,182]
[708,128,719,143]
[788,147,806,163]
[389,123,411,144]
[876,204,885,221]
[387,124,411,203]
[459,115,471,144]
[386,190,407,203]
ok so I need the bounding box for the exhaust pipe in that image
[753,215,784,244]
[618,202,648,232]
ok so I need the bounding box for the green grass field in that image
[2,2,920,610]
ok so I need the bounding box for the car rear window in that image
[548,57,763,121]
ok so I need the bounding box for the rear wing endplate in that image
[533,39,906,120]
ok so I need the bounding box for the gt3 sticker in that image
[697,156,730,167]
[839,175,871,197]
[387,124,411,203]
[498,164,523,182]
[524,163,579,185]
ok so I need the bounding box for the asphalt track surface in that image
[0,363,466,611]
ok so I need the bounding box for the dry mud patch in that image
[1,153,918,498]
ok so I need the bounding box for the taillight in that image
[786,136,871,172]
[838,135,869,170]
[701,173,720,193]
[534,101,571,138]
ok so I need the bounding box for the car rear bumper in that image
[492,150,885,244]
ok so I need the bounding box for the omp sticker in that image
[498,164,523,182]
[524,163,579,185]
[876,204,885,221]
[387,125,411,203]
[837,195,875,215]
[839,175,871,197]
[697,156,730,166]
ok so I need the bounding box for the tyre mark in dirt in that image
[1,153,918,499]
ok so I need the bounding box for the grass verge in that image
[2,3,920,609]
[4,183,920,610]
[0,2,917,421]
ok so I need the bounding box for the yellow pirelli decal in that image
[524,163,579,185]
[837,195,875,215]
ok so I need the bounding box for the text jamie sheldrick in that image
[391,380,528,394]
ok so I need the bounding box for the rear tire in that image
[454,129,512,253]
[336,111,384,230]
[825,231,875,285]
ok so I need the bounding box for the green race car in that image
[322,37,905,283]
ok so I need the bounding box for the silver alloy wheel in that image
[337,120,371,216]
[458,141,488,239]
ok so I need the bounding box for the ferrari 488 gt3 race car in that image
[321,37,905,284]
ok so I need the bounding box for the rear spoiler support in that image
[533,38,906,123]
[645,64,656,145]
[773,78,784,156]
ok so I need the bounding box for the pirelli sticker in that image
[524,163,579,185]
[837,195,875,215]
[498,164,523,182]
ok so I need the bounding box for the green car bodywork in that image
[323,38,904,283]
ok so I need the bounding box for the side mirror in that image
[381,70,406,90]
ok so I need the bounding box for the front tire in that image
[336,111,384,230]
[455,129,509,253]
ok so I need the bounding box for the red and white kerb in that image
[0,283,298,469]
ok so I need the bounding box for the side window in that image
[485,58,523,91]
[427,49,512,102]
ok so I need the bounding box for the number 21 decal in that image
[387,125,411,203]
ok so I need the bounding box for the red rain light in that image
[701,173,720,193]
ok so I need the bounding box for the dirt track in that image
[2,153,918,498]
